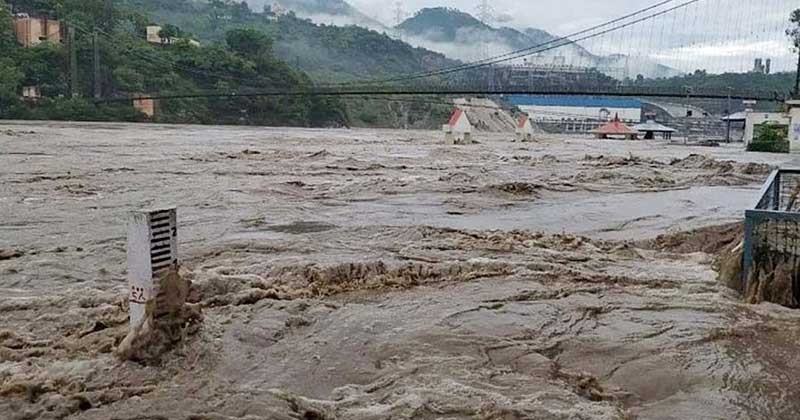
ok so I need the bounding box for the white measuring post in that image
[127,208,178,329]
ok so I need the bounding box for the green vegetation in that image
[637,69,796,98]
[119,0,457,82]
[397,7,487,42]
[748,123,790,153]
[0,0,462,127]
[0,0,349,126]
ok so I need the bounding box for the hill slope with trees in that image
[0,0,352,126]
[119,0,459,82]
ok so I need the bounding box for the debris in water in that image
[115,269,203,362]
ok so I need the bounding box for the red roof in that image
[517,115,529,129]
[591,114,636,135]
[448,108,464,127]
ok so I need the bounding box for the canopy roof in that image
[721,111,748,122]
[632,120,676,133]
[591,115,637,135]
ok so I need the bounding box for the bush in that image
[747,140,790,153]
[748,123,790,153]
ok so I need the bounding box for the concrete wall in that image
[744,112,790,145]
[517,105,641,122]
[789,104,800,153]
[451,113,471,133]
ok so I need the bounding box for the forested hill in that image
[119,0,459,82]
[396,7,594,61]
[1,0,349,126]
[638,70,796,98]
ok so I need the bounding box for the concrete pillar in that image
[127,208,178,329]
[787,100,800,154]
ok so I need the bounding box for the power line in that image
[326,0,688,88]
[331,0,706,88]
[68,22,274,89]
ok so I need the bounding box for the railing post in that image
[742,211,755,293]
[773,172,781,210]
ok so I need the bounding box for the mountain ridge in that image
[396,7,680,80]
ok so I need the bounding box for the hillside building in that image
[146,26,200,46]
[133,95,157,119]
[13,14,61,48]
[271,3,289,16]
[21,86,41,100]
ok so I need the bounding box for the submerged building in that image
[632,120,676,140]
[506,95,642,123]
[591,115,639,140]
[443,108,473,145]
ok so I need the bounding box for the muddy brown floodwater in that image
[2,121,800,419]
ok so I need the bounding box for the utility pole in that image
[93,30,101,99]
[68,26,79,98]
[684,85,691,144]
[725,87,732,143]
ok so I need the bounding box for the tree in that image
[0,0,17,55]
[225,28,272,59]
[158,24,182,43]
[788,9,800,96]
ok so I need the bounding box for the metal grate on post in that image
[742,170,800,293]
[127,208,178,328]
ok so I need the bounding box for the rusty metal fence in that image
[742,169,800,293]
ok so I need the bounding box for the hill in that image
[248,0,386,30]
[121,0,458,82]
[397,7,486,42]
[397,7,680,80]
[397,8,593,64]
[1,0,351,126]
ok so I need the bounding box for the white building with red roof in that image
[443,108,473,144]
[515,114,535,142]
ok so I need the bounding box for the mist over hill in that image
[246,0,387,30]
[396,7,681,80]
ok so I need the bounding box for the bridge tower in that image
[476,0,495,90]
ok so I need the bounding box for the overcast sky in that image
[350,0,647,34]
[346,0,798,73]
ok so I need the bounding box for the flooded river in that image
[2,121,800,419]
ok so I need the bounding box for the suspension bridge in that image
[86,0,800,104]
